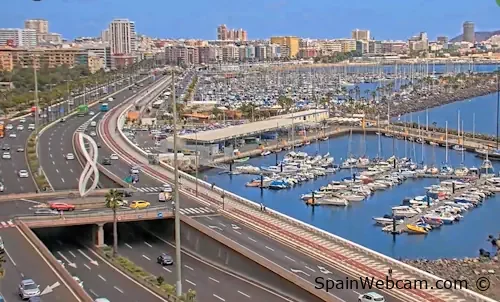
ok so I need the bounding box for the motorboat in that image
[235,165,261,174]
[373,217,404,226]
[334,192,365,202]
[406,224,428,234]
[423,213,456,224]
[391,206,421,218]
[261,150,272,156]
[480,159,495,176]
[268,180,290,190]
[307,197,349,206]
[301,192,324,200]
[401,170,417,178]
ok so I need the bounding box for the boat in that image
[392,206,421,218]
[234,157,250,163]
[307,197,348,206]
[301,192,324,200]
[479,158,495,176]
[261,150,271,156]
[320,137,329,141]
[334,192,365,202]
[406,224,428,234]
[268,180,290,190]
[373,217,403,226]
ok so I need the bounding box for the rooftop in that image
[179,109,327,143]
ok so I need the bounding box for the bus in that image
[77,104,89,116]
[100,103,109,112]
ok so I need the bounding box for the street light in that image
[172,70,182,297]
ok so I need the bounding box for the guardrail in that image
[181,214,332,301]
[17,206,173,228]
[111,95,495,302]
[17,221,94,302]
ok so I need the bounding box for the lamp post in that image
[195,131,199,197]
[33,55,39,138]
[172,70,182,297]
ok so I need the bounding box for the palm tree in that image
[105,189,123,257]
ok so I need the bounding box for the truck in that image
[77,104,89,116]
[100,103,109,112]
[158,192,172,202]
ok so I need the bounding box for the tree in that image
[157,275,165,286]
[0,250,5,278]
[105,189,123,257]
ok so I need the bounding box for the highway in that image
[0,76,136,194]
[39,75,155,191]
[35,225,165,302]
[116,222,298,302]
[0,227,78,301]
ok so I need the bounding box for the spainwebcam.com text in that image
[315,276,476,292]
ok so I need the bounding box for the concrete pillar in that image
[93,223,105,247]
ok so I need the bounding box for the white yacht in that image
[391,206,421,218]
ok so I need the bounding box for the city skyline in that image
[3,0,499,40]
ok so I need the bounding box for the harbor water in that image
[201,133,500,260]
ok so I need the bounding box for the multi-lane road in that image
[39,75,156,191]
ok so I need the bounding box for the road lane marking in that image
[184,265,194,271]
[305,266,316,273]
[163,267,171,273]
[285,256,296,262]
[61,178,65,183]
[68,251,76,258]
[248,237,257,242]
[114,286,123,293]
[209,277,219,283]
[185,279,196,286]
[219,222,226,227]
[233,230,242,235]
[124,243,132,249]
[4,248,16,266]
[89,289,98,297]
[52,161,55,165]
[98,275,106,281]
[142,255,151,261]
[49,154,53,159]
[238,291,250,298]
[84,264,91,270]
[144,241,152,247]
[70,169,73,173]
[213,294,225,301]
[265,246,275,251]
[56,169,59,174]
[206,216,213,220]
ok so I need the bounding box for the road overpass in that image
[97,84,496,302]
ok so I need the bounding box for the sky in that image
[3,0,500,41]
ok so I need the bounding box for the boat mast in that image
[497,67,500,150]
[461,120,465,164]
[445,121,448,164]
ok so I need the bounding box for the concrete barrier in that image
[181,215,333,301]
[17,221,94,302]
[0,189,112,202]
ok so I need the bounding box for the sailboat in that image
[440,121,454,175]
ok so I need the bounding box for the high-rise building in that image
[101,29,110,43]
[270,36,299,58]
[24,19,49,35]
[463,21,475,43]
[0,28,37,47]
[217,24,247,41]
[351,29,370,41]
[217,24,228,40]
[109,19,137,55]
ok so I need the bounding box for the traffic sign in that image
[157,212,163,218]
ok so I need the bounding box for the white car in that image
[90,121,97,127]
[358,292,385,302]
[5,124,13,130]
[66,153,75,160]
[18,170,29,178]
[110,154,119,160]
[9,133,16,138]
[28,124,35,130]
[72,276,83,288]
[2,152,11,159]
[89,111,95,116]
[0,182,4,192]
[17,125,24,131]
[90,131,97,137]
[19,118,26,123]
[163,184,172,193]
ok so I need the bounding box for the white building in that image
[0,28,37,47]
[109,19,137,55]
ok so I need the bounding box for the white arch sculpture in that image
[78,132,100,197]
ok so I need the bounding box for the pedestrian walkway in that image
[179,207,217,216]
[135,186,164,193]
[0,220,15,228]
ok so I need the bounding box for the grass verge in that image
[99,246,197,301]
[26,131,51,191]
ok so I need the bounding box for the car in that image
[90,121,97,127]
[163,183,172,193]
[89,111,95,116]
[2,152,11,159]
[9,133,16,138]
[18,279,40,299]
[110,154,119,160]
[101,158,111,165]
[66,153,75,160]
[94,299,110,302]
[1,145,9,151]
[34,209,59,215]
[19,118,26,123]
[72,276,83,288]
[28,124,35,130]
[17,125,24,131]
[57,260,65,268]
[97,143,101,148]
[130,200,150,210]
[49,202,76,211]
[17,146,25,152]
[157,253,174,265]
[60,118,66,123]
[117,189,133,197]
[130,166,140,174]
[0,236,4,251]
[89,131,96,137]
[18,170,29,178]
[358,292,385,302]
[28,297,42,302]
[5,124,13,130]
[0,182,4,192]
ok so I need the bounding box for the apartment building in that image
[165,45,199,65]
[254,45,266,61]
[266,44,281,59]
[217,24,247,41]
[339,39,357,53]
[88,53,105,73]
[109,19,137,55]
[351,29,370,41]
[318,40,342,55]
[24,19,48,35]
[270,36,299,58]
[0,49,14,72]
[381,41,407,54]
[221,44,239,62]
[0,28,37,47]
[368,40,382,54]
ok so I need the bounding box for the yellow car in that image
[130,200,150,210]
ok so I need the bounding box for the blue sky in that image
[3,0,500,40]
